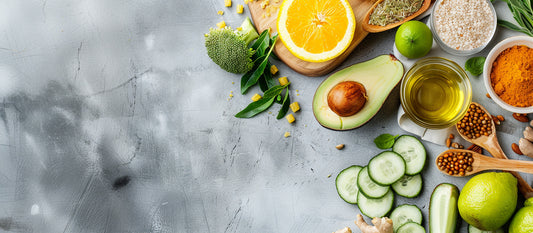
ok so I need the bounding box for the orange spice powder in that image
[490,45,533,107]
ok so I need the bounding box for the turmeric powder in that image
[490,45,533,107]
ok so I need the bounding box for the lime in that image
[458,172,517,231]
[509,197,533,233]
[395,20,433,59]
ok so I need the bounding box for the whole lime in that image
[509,197,533,233]
[458,172,517,231]
[395,20,433,59]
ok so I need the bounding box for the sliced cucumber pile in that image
[368,151,406,185]
[397,222,426,233]
[389,204,423,232]
[391,174,423,198]
[429,183,460,233]
[357,189,394,218]
[468,225,504,233]
[335,165,363,204]
[357,166,390,199]
[392,135,426,175]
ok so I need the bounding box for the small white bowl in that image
[483,36,533,113]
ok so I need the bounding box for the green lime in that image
[395,20,433,59]
[458,172,517,231]
[509,197,533,233]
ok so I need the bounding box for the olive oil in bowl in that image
[401,57,472,129]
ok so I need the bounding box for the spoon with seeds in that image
[361,0,432,33]
[455,102,533,198]
[436,149,533,177]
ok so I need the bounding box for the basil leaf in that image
[235,97,276,118]
[276,87,291,119]
[465,57,486,76]
[374,134,399,149]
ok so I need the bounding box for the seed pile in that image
[437,151,474,176]
[457,104,492,139]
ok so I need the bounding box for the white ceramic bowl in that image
[430,0,497,56]
[483,36,533,113]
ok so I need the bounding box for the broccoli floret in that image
[205,17,259,74]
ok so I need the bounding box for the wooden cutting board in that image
[248,0,377,77]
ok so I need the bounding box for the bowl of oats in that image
[430,0,497,56]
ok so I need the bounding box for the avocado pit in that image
[327,81,368,117]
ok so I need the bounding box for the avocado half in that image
[312,54,404,130]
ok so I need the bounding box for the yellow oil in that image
[403,64,466,125]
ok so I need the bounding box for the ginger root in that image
[519,138,533,158]
[524,126,533,142]
[354,214,393,233]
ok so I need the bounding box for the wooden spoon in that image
[361,0,432,33]
[456,102,533,198]
[436,149,533,177]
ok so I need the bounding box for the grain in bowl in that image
[431,0,496,55]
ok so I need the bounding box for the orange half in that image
[277,0,356,62]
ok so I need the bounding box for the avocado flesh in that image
[312,55,404,130]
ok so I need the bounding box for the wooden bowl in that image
[362,0,432,33]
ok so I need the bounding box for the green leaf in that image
[251,30,270,56]
[374,134,399,149]
[240,55,267,94]
[241,42,277,93]
[264,83,289,99]
[235,97,276,118]
[465,57,486,76]
[276,87,291,119]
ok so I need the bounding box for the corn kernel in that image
[251,93,262,102]
[270,65,278,75]
[237,4,244,13]
[216,21,226,28]
[217,10,224,15]
[278,76,289,86]
[236,27,242,31]
[284,132,291,138]
[286,114,295,123]
[290,102,300,112]
[225,0,232,7]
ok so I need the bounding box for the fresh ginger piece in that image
[354,214,393,233]
[519,138,533,158]
[524,126,533,142]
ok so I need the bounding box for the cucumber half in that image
[390,204,423,232]
[335,165,363,204]
[357,166,390,199]
[368,151,406,185]
[357,189,394,218]
[391,174,423,198]
[392,135,426,175]
[429,183,460,233]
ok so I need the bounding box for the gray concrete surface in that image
[0,0,529,232]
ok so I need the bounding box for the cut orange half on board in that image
[277,0,356,63]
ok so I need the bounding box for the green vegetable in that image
[374,133,399,149]
[498,0,533,37]
[465,57,486,76]
[204,17,259,74]
[235,83,289,118]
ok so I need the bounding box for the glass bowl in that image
[401,57,472,129]
[483,36,533,114]
[429,0,497,56]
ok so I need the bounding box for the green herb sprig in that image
[235,29,292,119]
[374,134,399,149]
[499,0,533,36]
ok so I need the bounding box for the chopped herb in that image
[369,0,423,26]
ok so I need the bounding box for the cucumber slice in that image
[397,222,426,233]
[468,225,504,233]
[391,174,423,198]
[357,166,390,199]
[429,183,460,233]
[368,151,406,185]
[357,189,394,218]
[392,135,426,175]
[335,165,363,204]
[390,204,423,232]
